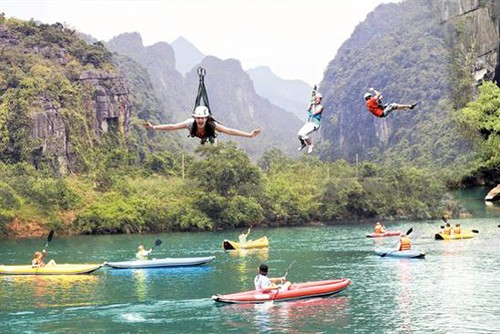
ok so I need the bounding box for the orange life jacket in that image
[454,227,461,235]
[443,226,451,235]
[375,224,382,233]
[366,98,384,117]
[399,236,411,251]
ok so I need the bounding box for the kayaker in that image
[374,221,386,234]
[398,234,412,251]
[238,227,252,245]
[136,245,152,261]
[254,263,291,292]
[454,223,461,235]
[443,223,452,235]
[31,250,56,268]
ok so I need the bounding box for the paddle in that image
[43,230,55,253]
[35,230,54,271]
[380,227,413,257]
[269,261,295,304]
[152,239,162,250]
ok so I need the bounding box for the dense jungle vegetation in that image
[0,14,498,238]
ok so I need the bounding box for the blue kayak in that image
[106,256,216,269]
[374,248,425,259]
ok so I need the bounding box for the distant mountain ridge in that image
[171,37,313,123]
[171,36,205,76]
[247,66,313,122]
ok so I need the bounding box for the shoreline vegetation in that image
[1,144,465,239]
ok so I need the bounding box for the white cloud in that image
[1,0,401,83]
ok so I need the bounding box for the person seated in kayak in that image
[136,245,152,261]
[238,227,252,245]
[398,234,412,251]
[364,88,417,118]
[143,106,262,144]
[453,223,461,235]
[443,223,452,235]
[254,263,291,292]
[31,250,56,268]
[374,221,386,234]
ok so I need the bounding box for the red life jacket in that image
[366,98,384,117]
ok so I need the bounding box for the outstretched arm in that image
[370,88,382,100]
[215,124,262,138]
[143,121,187,131]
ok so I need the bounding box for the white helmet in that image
[364,93,372,100]
[193,106,209,118]
[314,92,322,99]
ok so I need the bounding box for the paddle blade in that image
[155,239,162,247]
[47,230,55,242]
[472,229,479,234]
[406,227,413,236]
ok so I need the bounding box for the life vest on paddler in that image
[454,224,461,235]
[399,236,411,251]
[374,222,383,233]
[443,224,452,235]
[190,67,218,144]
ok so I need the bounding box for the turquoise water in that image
[1,215,500,333]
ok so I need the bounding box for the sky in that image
[1,0,401,84]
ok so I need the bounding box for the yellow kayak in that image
[435,230,476,240]
[0,263,104,275]
[223,236,269,250]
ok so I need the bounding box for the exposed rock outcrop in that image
[441,0,500,85]
[485,184,500,201]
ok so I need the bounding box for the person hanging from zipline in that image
[297,86,323,154]
[364,87,417,118]
[143,67,261,143]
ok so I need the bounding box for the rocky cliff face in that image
[318,0,499,166]
[30,70,132,175]
[106,33,190,123]
[440,0,500,86]
[0,20,132,175]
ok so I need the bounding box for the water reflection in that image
[395,259,412,333]
[133,270,148,301]
[227,248,269,261]
[1,275,100,309]
[217,296,350,332]
[226,248,269,288]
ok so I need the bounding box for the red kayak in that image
[366,231,401,238]
[212,278,350,304]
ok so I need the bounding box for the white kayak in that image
[106,256,216,269]
[374,248,425,259]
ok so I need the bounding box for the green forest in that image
[0,15,499,238]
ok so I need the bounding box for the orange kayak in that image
[212,278,350,304]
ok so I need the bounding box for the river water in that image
[1,201,499,333]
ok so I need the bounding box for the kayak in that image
[374,248,425,259]
[366,231,401,238]
[0,263,104,275]
[106,256,216,269]
[212,278,350,304]
[434,230,475,240]
[223,236,269,250]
